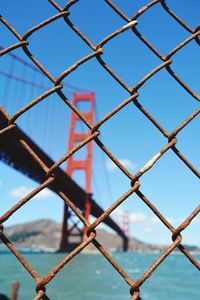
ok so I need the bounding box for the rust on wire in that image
[0,1,199,299]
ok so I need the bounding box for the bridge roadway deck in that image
[0,107,127,244]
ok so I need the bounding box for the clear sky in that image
[0,0,199,247]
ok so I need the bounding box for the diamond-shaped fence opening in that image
[0,1,199,300]
[68,0,126,45]
[100,29,162,88]
[99,101,167,172]
[28,19,92,78]
[137,68,199,132]
[177,115,200,171]
[135,2,190,55]
[171,41,200,94]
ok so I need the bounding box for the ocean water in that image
[0,252,199,300]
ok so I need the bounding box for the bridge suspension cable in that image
[0,45,90,93]
[94,103,114,207]
[0,44,92,158]
[0,44,126,236]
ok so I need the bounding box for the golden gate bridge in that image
[0,45,130,251]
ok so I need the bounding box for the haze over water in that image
[1,252,199,299]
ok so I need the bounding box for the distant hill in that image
[2,219,61,252]
[1,219,199,253]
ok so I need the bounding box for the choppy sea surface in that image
[0,252,199,300]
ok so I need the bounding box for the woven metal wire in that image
[0,1,199,299]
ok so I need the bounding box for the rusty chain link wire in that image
[0,0,200,299]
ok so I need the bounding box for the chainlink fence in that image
[0,0,199,299]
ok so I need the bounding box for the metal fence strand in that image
[0,1,199,299]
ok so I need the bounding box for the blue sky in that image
[0,0,199,247]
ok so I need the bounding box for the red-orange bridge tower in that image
[60,92,94,251]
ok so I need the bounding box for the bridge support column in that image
[59,93,94,252]
[122,210,130,252]
[123,236,129,252]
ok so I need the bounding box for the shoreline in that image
[1,247,200,256]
